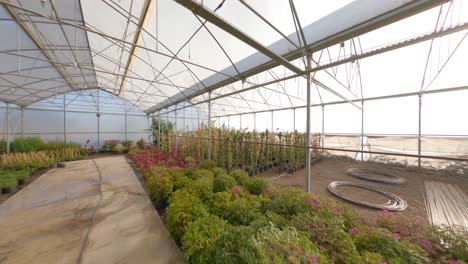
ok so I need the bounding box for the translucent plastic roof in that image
[1,0,466,116]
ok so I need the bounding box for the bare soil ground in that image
[259,157,468,220]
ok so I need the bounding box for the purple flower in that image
[348,227,360,235]
[304,197,320,209]
[378,262,388,264]
[309,255,318,264]
[392,233,401,240]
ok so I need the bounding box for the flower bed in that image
[130,148,467,264]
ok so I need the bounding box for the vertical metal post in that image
[208,92,212,160]
[6,103,10,154]
[321,105,325,156]
[271,111,274,132]
[158,112,161,147]
[361,100,364,161]
[305,53,312,193]
[97,90,100,147]
[21,107,24,137]
[239,114,242,130]
[253,113,256,131]
[124,101,128,141]
[197,108,200,130]
[293,108,296,131]
[63,94,67,143]
[174,108,178,148]
[151,113,155,145]
[228,115,231,129]
[147,114,151,143]
[418,93,422,168]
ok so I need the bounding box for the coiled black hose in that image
[328,181,408,211]
[347,168,406,184]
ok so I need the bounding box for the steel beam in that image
[174,0,303,75]
[117,0,154,96]
[305,54,312,193]
[207,92,212,160]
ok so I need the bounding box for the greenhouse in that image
[0,0,467,263]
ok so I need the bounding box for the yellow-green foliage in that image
[0,147,82,170]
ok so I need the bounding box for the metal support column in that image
[21,107,24,137]
[124,102,128,141]
[63,94,67,143]
[197,108,200,130]
[361,100,364,161]
[151,113,155,145]
[6,103,10,154]
[174,108,178,148]
[97,90,100,147]
[147,113,151,143]
[305,53,312,193]
[254,113,256,131]
[418,93,422,167]
[270,111,274,131]
[321,105,325,156]
[158,112,161,147]
[293,108,296,131]
[239,114,242,130]
[208,92,212,160]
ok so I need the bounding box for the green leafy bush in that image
[146,171,173,201]
[229,168,249,185]
[224,197,262,225]
[11,137,45,153]
[166,189,209,241]
[252,225,330,264]
[192,177,214,202]
[433,225,468,262]
[268,187,311,217]
[182,215,228,263]
[184,156,195,164]
[244,176,268,195]
[249,210,290,230]
[212,174,237,193]
[207,191,233,217]
[354,226,428,264]
[210,167,227,177]
[191,169,214,180]
[199,160,217,170]
[215,225,259,263]
[173,175,194,191]
[0,175,17,191]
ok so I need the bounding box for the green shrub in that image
[244,176,268,195]
[146,171,173,201]
[199,160,217,170]
[292,211,361,263]
[252,225,330,264]
[182,215,228,263]
[191,169,214,180]
[224,197,262,225]
[354,226,428,264]
[122,140,133,148]
[249,210,289,230]
[433,225,468,262]
[215,225,259,263]
[207,191,233,217]
[166,189,209,241]
[11,137,45,153]
[212,174,237,193]
[192,177,214,202]
[184,156,195,164]
[173,175,194,191]
[210,167,227,177]
[229,169,248,185]
[0,175,17,191]
[268,187,311,217]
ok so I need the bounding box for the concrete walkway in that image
[0,156,183,264]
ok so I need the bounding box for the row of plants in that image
[0,146,85,193]
[130,148,467,264]
[101,138,146,153]
[0,137,82,154]
[153,120,321,175]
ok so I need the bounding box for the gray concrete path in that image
[0,156,183,264]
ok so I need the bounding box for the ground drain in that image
[347,168,406,184]
[328,181,407,211]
